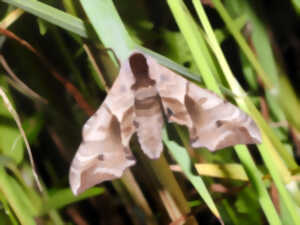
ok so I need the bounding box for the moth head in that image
[129,52,156,90]
[129,52,149,77]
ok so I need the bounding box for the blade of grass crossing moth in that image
[167,0,221,94]
[192,1,299,224]
[162,129,224,225]
[136,46,202,83]
[79,0,135,61]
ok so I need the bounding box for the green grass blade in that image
[1,0,89,38]
[163,129,224,224]
[79,0,135,61]
[167,0,222,94]
[0,167,36,225]
[44,187,105,211]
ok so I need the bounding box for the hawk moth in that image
[69,51,261,195]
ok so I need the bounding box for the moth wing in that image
[69,63,136,195]
[105,62,137,146]
[186,82,261,151]
[146,55,261,151]
[146,56,193,128]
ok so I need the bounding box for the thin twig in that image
[0,27,95,116]
[0,87,43,192]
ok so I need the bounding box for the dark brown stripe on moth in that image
[132,79,156,90]
[135,96,159,110]
[135,103,161,117]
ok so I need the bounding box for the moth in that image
[69,51,261,195]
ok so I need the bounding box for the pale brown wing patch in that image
[186,83,261,150]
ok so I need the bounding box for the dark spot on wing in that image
[98,154,105,161]
[216,120,223,128]
[133,121,139,128]
[167,108,173,118]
